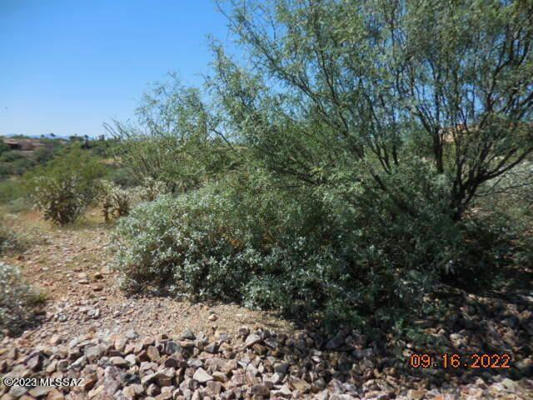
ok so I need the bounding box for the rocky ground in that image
[0,210,532,399]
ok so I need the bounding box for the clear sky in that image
[0,0,234,137]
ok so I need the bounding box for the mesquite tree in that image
[211,0,533,220]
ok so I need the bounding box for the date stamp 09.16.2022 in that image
[408,352,512,369]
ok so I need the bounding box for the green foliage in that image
[0,219,24,255]
[211,0,532,220]
[107,76,241,193]
[0,262,44,337]
[137,177,170,202]
[0,140,9,155]
[106,166,140,188]
[114,173,330,300]
[26,148,106,225]
[114,158,519,332]
[470,160,533,269]
[0,180,26,205]
[0,139,66,180]
[111,0,532,337]
[33,146,56,164]
[0,151,34,178]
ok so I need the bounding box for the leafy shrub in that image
[33,146,57,164]
[113,185,365,326]
[114,189,248,297]
[0,151,25,163]
[114,161,514,330]
[0,220,23,255]
[111,172,401,326]
[0,179,26,204]
[107,166,140,188]
[0,262,44,337]
[107,76,242,193]
[26,148,106,225]
[0,140,9,156]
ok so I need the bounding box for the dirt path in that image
[1,210,294,344]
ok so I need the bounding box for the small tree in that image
[105,75,240,193]
[211,0,533,220]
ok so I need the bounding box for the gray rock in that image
[289,378,311,393]
[146,383,160,396]
[155,368,175,386]
[238,326,250,337]
[26,353,42,371]
[28,386,53,397]
[204,342,218,354]
[164,340,180,355]
[180,329,196,340]
[125,354,138,366]
[141,372,158,386]
[193,367,213,384]
[56,359,69,372]
[83,373,98,391]
[274,383,292,398]
[111,356,129,367]
[274,362,289,375]
[9,385,28,398]
[70,355,87,370]
[46,389,65,399]
[115,337,128,352]
[85,345,104,362]
[325,332,346,350]
[125,329,139,340]
[206,380,223,396]
[245,334,261,348]
[147,346,160,362]
[251,384,270,397]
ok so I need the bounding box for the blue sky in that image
[0,0,235,137]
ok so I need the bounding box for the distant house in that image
[4,139,23,150]
[3,138,46,151]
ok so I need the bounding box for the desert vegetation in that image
[1,0,531,347]
[108,0,533,334]
[0,0,532,398]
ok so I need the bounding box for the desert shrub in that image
[112,0,532,335]
[0,220,23,255]
[0,151,36,176]
[26,148,106,225]
[0,151,25,163]
[100,180,137,222]
[0,140,9,156]
[107,76,242,193]
[113,169,453,327]
[469,160,533,270]
[107,167,140,188]
[33,146,57,164]
[137,177,170,201]
[114,188,251,297]
[0,179,26,204]
[114,158,518,331]
[0,262,44,337]
[114,172,330,295]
